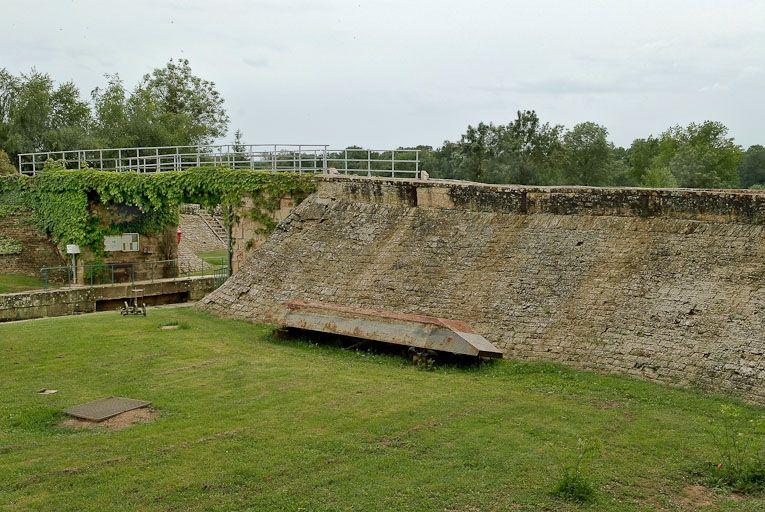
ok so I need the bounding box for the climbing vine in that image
[0,165,316,256]
[0,235,22,255]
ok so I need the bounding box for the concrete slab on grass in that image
[64,397,151,422]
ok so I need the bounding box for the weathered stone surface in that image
[179,205,226,267]
[0,212,64,275]
[199,177,765,404]
[0,276,218,322]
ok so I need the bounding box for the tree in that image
[561,122,615,186]
[489,110,565,185]
[654,122,742,188]
[738,145,765,188]
[131,59,228,146]
[0,148,17,175]
[90,74,131,148]
[231,129,248,167]
[626,137,660,185]
[0,59,230,161]
[640,165,677,188]
[427,111,565,185]
[0,69,92,159]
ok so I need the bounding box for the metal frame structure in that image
[39,257,229,290]
[17,144,421,178]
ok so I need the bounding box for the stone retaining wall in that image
[0,276,218,322]
[199,177,765,404]
[0,212,64,276]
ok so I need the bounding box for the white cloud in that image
[1,0,763,148]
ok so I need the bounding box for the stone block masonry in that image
[0,276,219,322]
[199,177,765,404]
[0,212,64,276]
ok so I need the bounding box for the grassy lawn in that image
[0,273,45,294]
[197,250,228,267]
[1,307,763,511]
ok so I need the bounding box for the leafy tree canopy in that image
[738,145,765,189]
[0,59,229,162]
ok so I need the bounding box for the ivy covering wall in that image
[0,166,316,257]
[0,235,23,255]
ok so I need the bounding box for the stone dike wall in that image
[0,276,218,322]
[0,211,64,276]
[200,177,765,403]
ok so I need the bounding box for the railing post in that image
[391,149,395,178]
[367,150,371,177]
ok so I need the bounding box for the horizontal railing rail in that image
[39,257,229,291]
[17,144,421,178]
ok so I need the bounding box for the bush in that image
[554,471,597,503]
[0,235,22,255]
[552,437,600,503]
[703,405,765,493]
[0,149,18,175]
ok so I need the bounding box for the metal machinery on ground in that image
[121,288,147,316]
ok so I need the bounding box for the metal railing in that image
[17,144,421,178]
[39,257,229,291]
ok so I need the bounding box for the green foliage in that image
[428,111,566,185]
[640,165,678,188]
[552,438,600,503]
[0,68,93,157]
[702,405,765,493]
[650,122,742,188]
[0,167,315,255]
[561,122,618,186]
[0,235,22,255]
[1,59,229,161]
[0,149,17,175]
[425,115,749,189]
[739,145,765,188]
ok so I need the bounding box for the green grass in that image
[0,273,45,294]
[197,251,228,267]
[1,308,764,511]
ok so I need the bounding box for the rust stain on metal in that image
[282,300,502,358]
[286,299,478,333]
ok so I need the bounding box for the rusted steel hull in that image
[282,300,503,358]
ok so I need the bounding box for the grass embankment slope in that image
[0,308,763,511]
[0,273,44,294]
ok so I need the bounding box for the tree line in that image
[0,59,228,174]
[419,111,765,189]
[1,61,764,188]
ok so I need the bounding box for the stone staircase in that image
[197,210,228,244]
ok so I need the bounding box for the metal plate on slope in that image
[282,300,503,358]
[64,397,151,422]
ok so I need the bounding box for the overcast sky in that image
[2,0,763,149]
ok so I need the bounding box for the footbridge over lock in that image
[16,144,422,178]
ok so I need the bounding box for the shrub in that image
[703,405,765,493]
[0,149,18,175]
[552,437,600,503]
[0,235,22,255]
[554,471,597,503]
